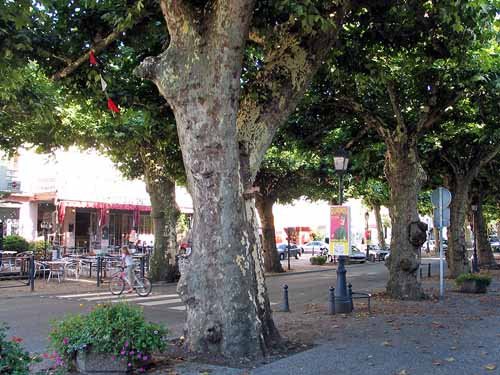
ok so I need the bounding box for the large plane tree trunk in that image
[255,194,284,273]
[144,166,179,282]
[384,143,425,300]
[136,0,277,357]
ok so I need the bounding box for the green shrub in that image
[49,303,167,371]
[29,240,46,258]
[455,273,492,287]
[0,323,37,374]
[310,256,327,265]
[2,235,29,253]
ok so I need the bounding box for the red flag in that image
[89,50,97,66]
[107,98,120,113]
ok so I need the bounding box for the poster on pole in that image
[329,206,351,256]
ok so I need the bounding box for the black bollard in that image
[280,284,290,312]
[348,283,353,312]
[428,263,431,278]
[328,286,335,315]
[29,255,35,292]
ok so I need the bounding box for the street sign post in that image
[431,187,452,299]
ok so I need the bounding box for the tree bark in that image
[474,194,496,268]
[448,177,471,278]
[373,204,386,249]
[144,166,179,282]
[136,0,279,357]
[255,194,284,273]
[384,143,425,299]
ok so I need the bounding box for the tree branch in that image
[160,0,198,45]
[335,96,393,142]
[52,3,146,81]
[237,2,349,185]
[442,154,461,177]
[386,80,405,131]
[415,92,463,134]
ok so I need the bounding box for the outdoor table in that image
[45,260,68,283]
[0,251,17,271]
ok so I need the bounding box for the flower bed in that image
[0,324,38,374]
[49,303,167,373]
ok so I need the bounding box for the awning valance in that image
[57,200,151,226]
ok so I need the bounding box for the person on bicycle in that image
[121,246,134,293]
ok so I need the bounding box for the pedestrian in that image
[121,246,134,293]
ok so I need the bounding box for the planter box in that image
[459,279,488,294]
[76,351,131,375]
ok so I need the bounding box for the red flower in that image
[10,336,23,343]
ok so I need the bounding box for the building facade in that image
[0,148,192,251]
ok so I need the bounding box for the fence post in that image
[30,255,35,292]
[419,267,423,279]
[280,284,290,312]
[140,256,145,279]
[428,263,431,278]
[328,286,335,315]
[96,256,101,287]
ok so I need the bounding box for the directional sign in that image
[431,187,452,208]
[433,208,450,228]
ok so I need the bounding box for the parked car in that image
[489,236,500,252]
[276,243,300,260]
[301,241,328,255]
[367,245,390,262]
[348,246,366,263]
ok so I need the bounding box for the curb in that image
[266,262,382,278]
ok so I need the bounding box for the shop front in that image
[57,200,152,252]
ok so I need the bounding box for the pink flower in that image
[10,336,23,343]
[137,354,142,360]
[120,350,126,356]
[127,362,132,367]
[62,337,69,345]
[142,355,148,361]
[139,368,145,372]
[129,351,134,355]
[124,341,129,347]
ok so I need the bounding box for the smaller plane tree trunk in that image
[255,194,284,273]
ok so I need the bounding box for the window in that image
[139,214,153,234]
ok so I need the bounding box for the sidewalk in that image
[152,271,500,374]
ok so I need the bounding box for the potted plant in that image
[49,303,167,374]
[310,255,327,265]
[455,273,492,294]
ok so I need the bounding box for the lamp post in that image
[471,205,479,273]
[41,221,52,260]
[364,211,370,259]
[333,148,351,313]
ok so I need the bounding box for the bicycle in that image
[109,266,152,297]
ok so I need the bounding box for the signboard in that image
[431,187,452,229]
[329,206,351,256]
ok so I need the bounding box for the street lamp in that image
[471,205,479,273]
[41,221,52,260]
[333,149,349,205]
[333,148,351,313]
